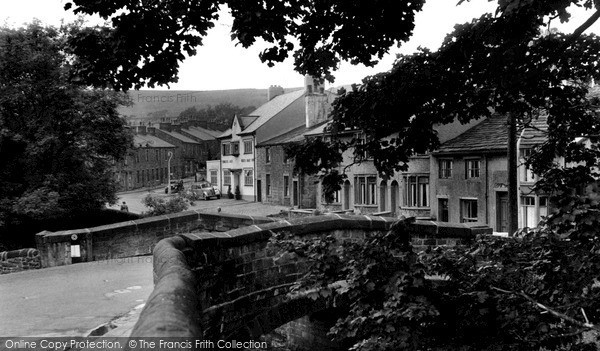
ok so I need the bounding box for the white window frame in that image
[439,159,453,179]
[244,169,254,187]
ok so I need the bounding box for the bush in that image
[141,194,188,216]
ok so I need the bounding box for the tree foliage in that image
[0,23,131,232]
[62,0,426,90]
[274,217,600,350]
[177,103,255,131]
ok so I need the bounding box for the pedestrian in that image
[120,201,129,212]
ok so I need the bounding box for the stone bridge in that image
[130,214,491,350]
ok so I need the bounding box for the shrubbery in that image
[141,194,189,216]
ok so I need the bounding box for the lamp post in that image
[167,151,173,195]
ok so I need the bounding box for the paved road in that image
[0,257,153,337]
[1,188,289,338]
[110,185,290,217]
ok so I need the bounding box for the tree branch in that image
[491,286,600,332]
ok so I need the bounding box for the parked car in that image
[189,182,220,200]
[165,180,184,194]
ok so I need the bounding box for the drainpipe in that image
[253,137,257,202]
[485,154,489,226]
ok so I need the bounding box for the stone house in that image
[216,76,335,201]
[430,114,550,233]
[178,123,222,170]
[311,118,483,217]
[113,126,176,191]
[154,123,202,179]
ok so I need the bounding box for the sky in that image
[2,0,600,91]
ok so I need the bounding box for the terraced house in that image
[215,76,335,201]
[113,126,176,191]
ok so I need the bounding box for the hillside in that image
[119,88,301,122]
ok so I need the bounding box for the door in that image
[343,180,351,210]
[497,192,509,232]
[293,180,299,207]
[379,181,387,212]
[256,180,262,202]
[390,180,399,216]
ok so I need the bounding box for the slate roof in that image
[133,135,174,148]
[435,115,509,154]
[257,125,310,147]
[238,89,306,135]
[519,114,548,147]
[160,130,200,144]
[183,126,218,141]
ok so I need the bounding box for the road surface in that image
[0,257,153,337]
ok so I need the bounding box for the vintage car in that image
[165,180,184,194]
[189,182,221,200]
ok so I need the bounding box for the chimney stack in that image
[304,75,324,95]
[305,76,331,128]
[268,85,285,101]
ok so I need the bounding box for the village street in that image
[109,180,289,217]
[0,191,289,339]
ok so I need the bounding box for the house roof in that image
[435,115,509,154]
[519,114,548,147]
[238,89,306,135]
[198,127,223,138]
[133,134,174,148]
[183,126,218,141]
[160,130,200,144]
[257,125,309,147]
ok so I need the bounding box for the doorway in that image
[496,192,509,232]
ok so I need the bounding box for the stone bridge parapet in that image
[34,211,279,267]
[130,214,492,347]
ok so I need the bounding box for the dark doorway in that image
[390,181,399,216]
[438,198,449,222]
[497,192,509,232]
[293,180,299,207]
[256,180,262,202]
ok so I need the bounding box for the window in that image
[244,169,253,186]
[222,143,231,156]
[210,170,218,185]
[137,170,140,184]
[284,175,290,197]
[283,151,290,164]
[232,142,240,155]
[135,152,140,163]
[265,147,271,163]
[266,174,271,196]
[539,196,548,218]
[223,170,231,186]
[520,148,536,182]
[244,140,253,154]
[438,198,449,222]
[466,159,480,179]
[145,149,149,161]
[354,175,377,205]
[404,176,429,207]
[521,195,537,228]
[460,199,478,223]
[155,150,159,160]
[439,159,453,179]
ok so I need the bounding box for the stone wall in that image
[35,211,278,268]
[130,214,492,347]
[0,248,41,274]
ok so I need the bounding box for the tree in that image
[0,23,132,234]
[63,0,426,90]
[178,103,255,130]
